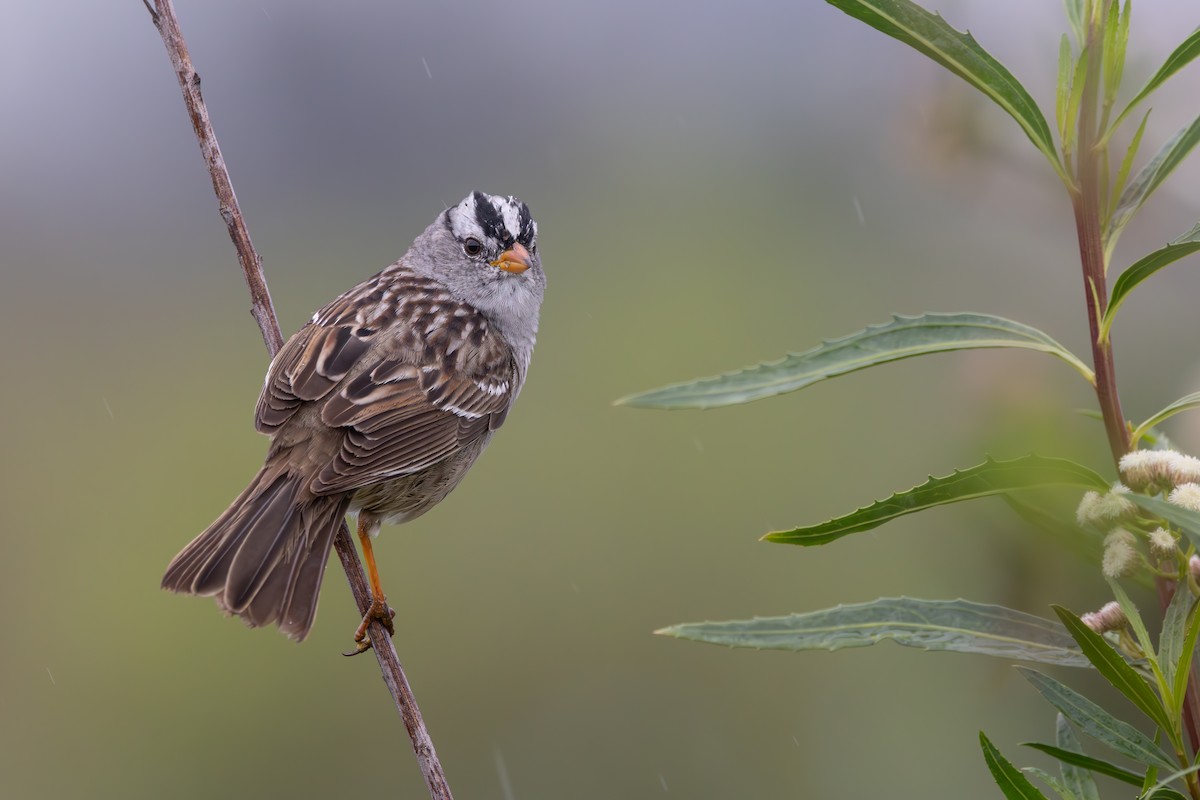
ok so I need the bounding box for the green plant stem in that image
[1073,13,1200,782]
[1071,145,1127,462]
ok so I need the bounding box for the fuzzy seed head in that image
[1191,555,1200,582]
[1170,483,1200,512]
[1120,450,1176,492]
[1077,484,1137,527]
[1149,527,1178,560]
[1102,527,1139,578]
[1076,491,1103,526]
[1171,454,1200,487]
[1080,601,1128,634]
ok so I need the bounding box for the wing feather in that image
[253,268,518,496]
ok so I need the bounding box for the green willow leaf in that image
[1171,590,1200,719]
[1021,742,1142,787]
[1021,767,1075,800]
[1109,110,1150,229]
[1017,668,1175,769]
[1146,789,1189,800]
[1122,494,1200,552]
[1099,229,1200,342]
[1179,222,1200,240]
[1063,46,1089,157]
[1159,582,1195,704]
[1142,766,1200,800]
[825,0,1066,182]
[1107,116,1200,248]
[1103,582,1162,687]
[1053,606,1174,737]
[1131,392,1200,446]
[617,313,1094,410]
[656,597,1091,667]
[1105,580,1154,658]
[1101,0,1129,110]
[1056,35,1072,145]
[981,732,1052,800]
[764,455,1108,546]
[1063,0,1086,46]
[1109,28,1200,136]
[1056,715,1101,800]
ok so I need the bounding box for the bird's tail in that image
[162,466,351,641]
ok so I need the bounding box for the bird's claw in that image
[342,596,395,656]
[342,639,373,657]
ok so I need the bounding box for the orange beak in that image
[490,242,532,274]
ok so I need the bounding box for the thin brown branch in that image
[143,2,452,797]
[334,539,452,796]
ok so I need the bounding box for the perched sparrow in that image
[163,192,545,650]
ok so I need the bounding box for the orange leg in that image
[344,516,396,656]
[358,516,388,605]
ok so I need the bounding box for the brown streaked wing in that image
[255,321,373,433]
[309,341,516,495]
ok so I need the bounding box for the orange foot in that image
[342,596,396,657]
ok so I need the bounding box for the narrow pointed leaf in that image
[1146,764,1161,797]
[1017,667,1175,769]
[1021,742,1142,786]
[1110,29,1200,134]
[1063,47,1089,155]
[1122,494,1200,551]
[1159,571,1197,696]
[1177,222,1200,244]
[1105,580,1157,670]
[825,0,1065,181]
[656,597,1091,666]
[1056,35,1073,144]
[1053,607,1174,736]
[764,455,1108,546]
[1100,229,1200,342]
[618,313,1094,409]
[1142,766,1200,799]
[1108,116,1200,246]
[1171,589,1200,718]
[1101,0,1127,108]
[1105,580,1172,712]
[1146,790,1189,800]
[1022,767,1077,800]
[1063,0,1086,46]
[1056,715,1101,800]
[1131,392,1200,445]
[981,732,1052,800]
[1109,110,1150,229]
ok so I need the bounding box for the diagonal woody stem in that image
[142,2,453,797]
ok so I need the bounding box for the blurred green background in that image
[3,1,1200,797]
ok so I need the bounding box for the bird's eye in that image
[463,237,484,257]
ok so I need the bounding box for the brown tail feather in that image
[244,498,349,639]
[162,468,350,641]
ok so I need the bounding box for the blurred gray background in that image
[3,1,1199,797]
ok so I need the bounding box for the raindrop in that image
[494,748,515,800]
[852,195,866,227]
